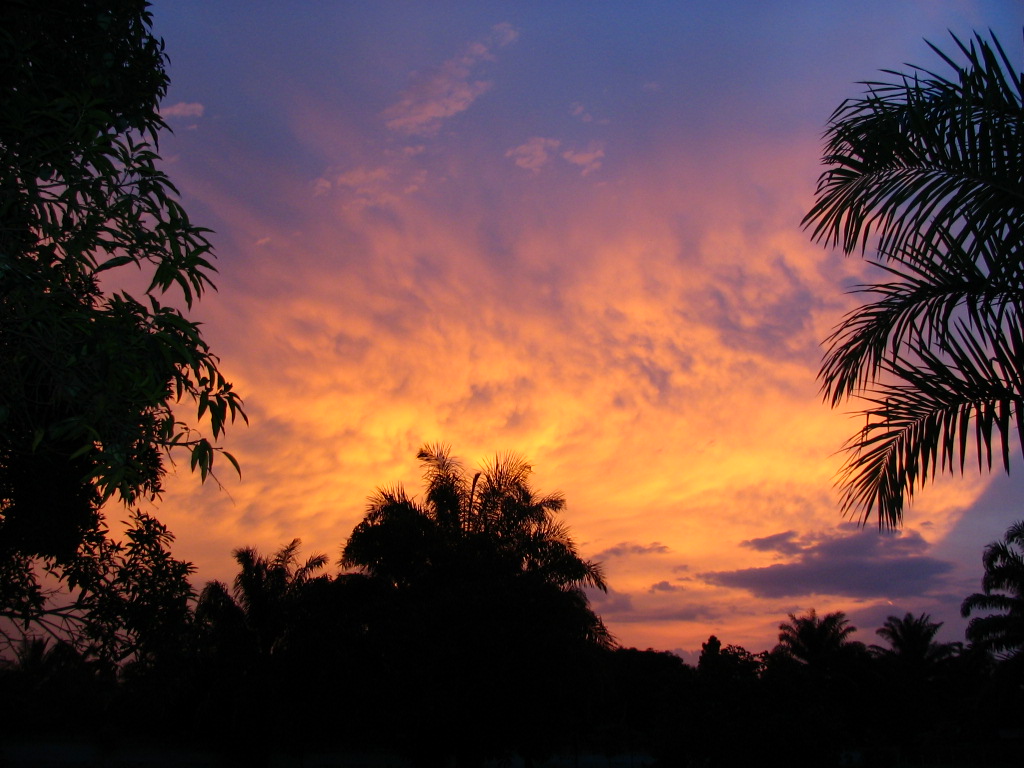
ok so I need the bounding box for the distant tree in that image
[961,520,1024,660]
[691,636,767,767]
[197,539,327,658]
[870,612,958,667]
[697,634,762,681]
[0,0,245,634]
[342,443,610,645]
[774,609,864,668]
[804,30,1024,527]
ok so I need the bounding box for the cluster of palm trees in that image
[165,445,611,764]
[1,505,1022,766]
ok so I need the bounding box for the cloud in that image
[562,142,605,175]
[490,22,519,47]
[570,102,594,123]
[596,541,671,559]
[315,158,428,209]
[649,580,683,593]
[162,101,205,119]
[586,586,719,626]
[741,530,804,557]
[569,102,608,125]
[586,587,635,615]
[506,137,562,173]
[701,526,955,599]
[383,23,519,136]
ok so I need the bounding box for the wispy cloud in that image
[162,101,205,119]
[506,137,561,173]
[562,142,605,175]
[151,1,1020,657]
[597,542,672,559]
[649,580,684,593]
[383,23,519,136]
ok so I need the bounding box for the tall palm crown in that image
[961,520,1024,659]
[198,539,327,657]
[343,444,607,592]
[804,31,1024,527]
[341,444,610,646]
[775,609,861,667]
[870,612,956,665]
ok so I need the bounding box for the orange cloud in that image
[383,23,519,136]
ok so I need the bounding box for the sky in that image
[141,0,1024,660]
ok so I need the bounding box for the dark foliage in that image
[804,30,1024,527]
[0,0,245,643]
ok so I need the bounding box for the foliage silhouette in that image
[870,611,958,667]
[0,511,195,672]
[341,444,612,764]
[804,30,1024,527]
[0,0,245,645]
[3,586,1021,766]
[961,519,1024,660]
[774,608,864,668]
[342,443,610,644]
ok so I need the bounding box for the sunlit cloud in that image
[649,581,684,593]
[162,101,205,118]
[506,137,562,173]
[561,141,605,175]
[149,1,1024,656]
[596,542,672,559]
[383,23,519,136]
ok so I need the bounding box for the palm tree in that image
[197,538,327,657]
[341,445,612,761]
[870,612,958,666]
[342,443,609,645]
[961,520,1024,659]
[775,608,863,668]
[803,31,1024,527]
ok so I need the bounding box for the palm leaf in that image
[804,31,1024,260]
[836,311,1024,526]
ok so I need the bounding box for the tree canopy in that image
[961,520,1024,660]
[1,0,244,651]
[0,0,245,557]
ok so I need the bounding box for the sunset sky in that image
[143,1,1024,659]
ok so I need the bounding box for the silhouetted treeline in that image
[3,459,1022,767]
[2,578,1022,768]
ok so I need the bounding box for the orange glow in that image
[142,3,1024,655]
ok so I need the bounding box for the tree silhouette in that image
[197,539,327,658]
[0,511,195,671]
[804,30,1024,527]
[1,0,244,650]
[342,443,610,645]
[774,608,862,667]
[341,444,611,764]
[961,520,1024,660]
[870,612,958,667]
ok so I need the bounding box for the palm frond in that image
[804,31,1024,259]
[836,293,1024,526]
[820,224,1024,405]
[809,30,1024,525]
